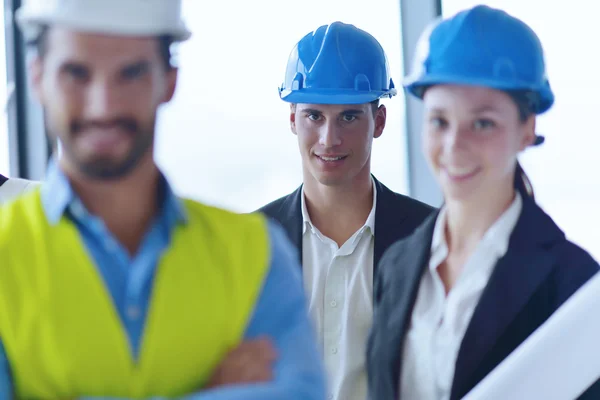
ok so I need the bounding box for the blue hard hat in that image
[404,5,554,114]
[279,21,397,105]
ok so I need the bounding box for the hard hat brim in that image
[404,73,553,114]
[279,89,397,105]
[16,10,192,43]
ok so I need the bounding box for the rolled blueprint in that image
[463,271,600,400]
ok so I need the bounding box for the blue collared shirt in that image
[0,162,326,400]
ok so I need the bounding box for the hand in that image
[206,337,278,389]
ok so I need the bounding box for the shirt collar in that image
[41,158,188,226]
[431,206,447,255]
[301,176,377,236]
[481,192,523,256]
[430,192,523,267]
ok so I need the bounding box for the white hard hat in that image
[16,0,191,43]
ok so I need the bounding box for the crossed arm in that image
[0,221,326,400]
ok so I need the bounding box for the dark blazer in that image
[257,175,435,276]
[367,195,600,400]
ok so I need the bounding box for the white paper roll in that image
[463,271,600,400]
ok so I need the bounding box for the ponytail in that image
[514,162,535,199]
[507,90,537,201]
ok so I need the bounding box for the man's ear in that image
[290,104,297,135]
[373,104,387,139]
[30,56,45,104]
[162,67,178,103]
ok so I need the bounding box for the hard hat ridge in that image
[16,0,191,43]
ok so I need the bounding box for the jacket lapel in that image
[373,176,411,270]
[451,197,565,399]
[276,186,304,264]
[276,176,433,271]
[379,213,438,400]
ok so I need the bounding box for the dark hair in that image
[291,99,381,114]
[31,26,175,70]
[514,162,535,199]
[506,90,538,123]
[507,90,537,199]
[370,99,381,114]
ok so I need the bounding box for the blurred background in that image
[1,0,598,260]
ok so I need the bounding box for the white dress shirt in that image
[301,182,376,400]
[400,193,523,400]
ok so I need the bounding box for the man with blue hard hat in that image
[255,21,435,400]
[0,0,326,398]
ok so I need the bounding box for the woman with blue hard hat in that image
[366,5,600,400]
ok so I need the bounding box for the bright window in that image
[155,0,408,213]
[0,5,10,175]
[441,0,600,260]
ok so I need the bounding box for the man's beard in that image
[48,115,156,180]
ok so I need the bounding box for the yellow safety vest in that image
[0,189,270,399]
